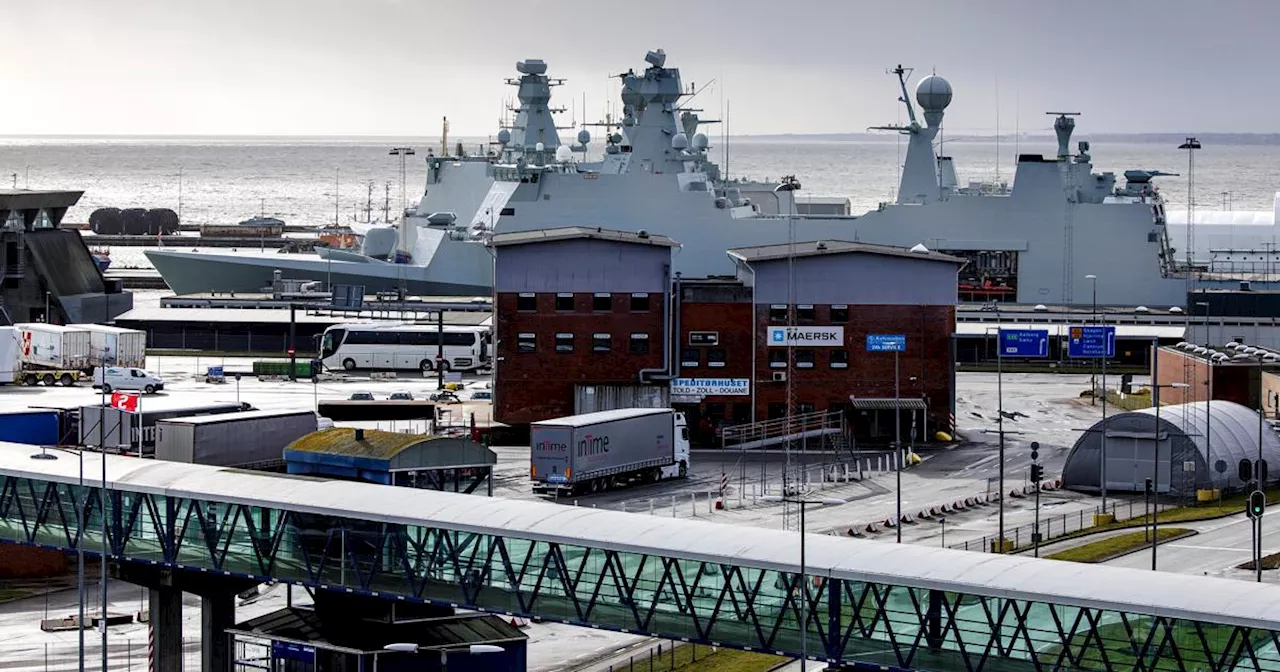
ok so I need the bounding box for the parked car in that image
[389,392,415,401]
[470,390,492,401]
[429,391,461,404]
[349,392,374,401]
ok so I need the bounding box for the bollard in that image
[708,492,714,514]
[574,500,579,507]
[691,492,697,517]
[622,501,627,513]
[672,495,677,518]
[649,499,655,516]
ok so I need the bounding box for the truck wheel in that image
[342,358,356,371]
[23,374,37,386]
[678,461,688,478]
[419,359,434,372]
[144,385,156,394]
[41,374,54,387]
[59,374,74,386]
[101,384,112,393]
[589,479,601,494]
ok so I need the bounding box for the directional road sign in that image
[999,329,1050,358]
[866,334,906,352]
[1067,325,1116,358]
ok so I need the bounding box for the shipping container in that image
[0,409,61,445]
[80,401,252,453]
[15,324,91,370]
[71,324,146,368]
[155,410,317,468]
[574,384,669,415]
[531,408,689,494]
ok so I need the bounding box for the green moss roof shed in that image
[284,428,497,487]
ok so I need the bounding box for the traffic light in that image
[1030,464,1044,483]
[1240,458,1254,484]
[1248,490,1266,520]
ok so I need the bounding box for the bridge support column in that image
[202,593,235,672]
[925,589,943,651]
[149,585,183,672]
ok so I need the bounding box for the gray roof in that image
[9,445,1280,632]
[488,226,680,248]
[727,240,964,265]
[0,189,84,211]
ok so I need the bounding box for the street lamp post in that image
[1087,274,1098,406]
[1134,353,1189,571]
[938,516,946,547]
[762,495,845,671]
[1085,274,1111,515]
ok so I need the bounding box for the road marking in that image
[1166,544,1251,552]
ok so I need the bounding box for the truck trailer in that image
[531,408,689,495]
[72,324,147,368]
[14,324,91,386]
[155,409,318,468]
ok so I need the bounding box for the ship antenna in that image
[994,74,1000,184]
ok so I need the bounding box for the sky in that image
[2,0,1275,137]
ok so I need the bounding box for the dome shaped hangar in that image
[1063,400,1280,496]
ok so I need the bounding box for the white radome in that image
[915,75,953,112]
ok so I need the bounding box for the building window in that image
[830,350,849,368]
[769,350,787,369]
[592,333,611,353]
[681,348,700,367]
[516,293,537,312]
[593,293,612,311]
[769,304,787,322]
[797,402,816,414]
[708,348,726,368]
[517,333,536,353]
[830,305,849,322]
[797,304,816,322]
[796,350,815,368]
[555,293,575,311]
[555,333,574,353]
[630,293,650,312]
[630,332,650,354]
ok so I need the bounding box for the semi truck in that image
[531,408,689,495]
[72,324,147,368]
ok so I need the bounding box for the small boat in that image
[90,248,111,272]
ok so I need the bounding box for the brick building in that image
[675,241,963,445]
[490,227,677,425]
[1154,342,1280,409]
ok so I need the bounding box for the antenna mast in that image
[441,117,450,157]
[995,75,1000,184]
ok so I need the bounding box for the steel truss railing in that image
[1,474,1277,672]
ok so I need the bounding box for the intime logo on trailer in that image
[535,440,567,453]
[577,434,610,456]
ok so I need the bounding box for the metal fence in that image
[947,498,1174,553]
[0,638,202,672]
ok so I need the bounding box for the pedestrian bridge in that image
[1,446,1278,672]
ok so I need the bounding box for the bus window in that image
[321,329,345,358]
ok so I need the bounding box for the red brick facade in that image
[676,299,755,443]
[752,304,955,436]
[1153,346,1251,406]
[494,292,665,425]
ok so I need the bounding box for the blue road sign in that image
[999,329,1050,358]
[1067,325,1116,358]
[866,334,906,352]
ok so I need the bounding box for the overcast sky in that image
[2,0,1272,137]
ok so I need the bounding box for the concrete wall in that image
[749,253,959,306]
[494,239,671,294]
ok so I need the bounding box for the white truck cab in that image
[658,412,691,480]
[93,367,165,394]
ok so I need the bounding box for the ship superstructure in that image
[149,52,1226,308]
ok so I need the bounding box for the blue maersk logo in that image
[770,328,786,343]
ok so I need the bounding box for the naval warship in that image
[149,51,1221,307]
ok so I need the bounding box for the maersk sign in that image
[766,326,845,347]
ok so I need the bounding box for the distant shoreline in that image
[3,132,1280,146]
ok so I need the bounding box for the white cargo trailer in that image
[0,327,22,384]
[15,324,91,370]
[155,409,318,468]
[72,324,146,368]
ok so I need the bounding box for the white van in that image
[93,367,165,394]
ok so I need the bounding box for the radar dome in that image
[555,145,573,163]
[535,142,545,152]
[692,133,709,150]
[496,129,511,145]
[610,133,623,145]
[576,129,591,144]
[671,133,689,150]
[915,75,953,112]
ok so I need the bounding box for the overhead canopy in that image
[284,428,496,473]
[848,398,928,411]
